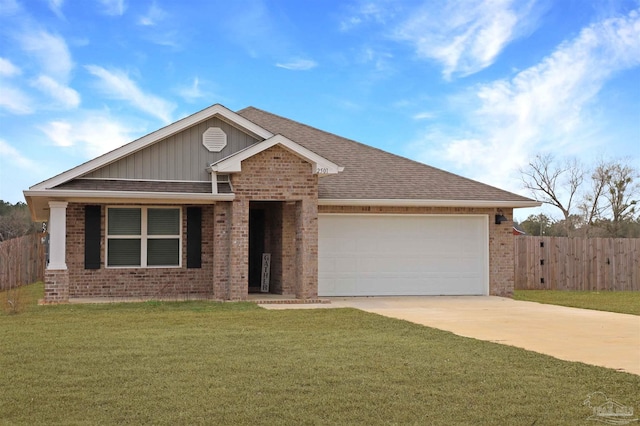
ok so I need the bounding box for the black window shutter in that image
[84,205,101,269]
[187,207,202,268]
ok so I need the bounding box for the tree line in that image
[518,155,639,237]
[0,200,40,242]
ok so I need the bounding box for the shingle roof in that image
[237,107,534,204]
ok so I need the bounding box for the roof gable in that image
[84,116,261,182]
[209,134,343,175]
[30,104,273,190]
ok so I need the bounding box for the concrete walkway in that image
[261,296,640,375]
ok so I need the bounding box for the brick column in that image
[281,202,297,295]
[489,208,515,297]
[229,199,249,300]
[213,202,231,300]
[295,199,318,299]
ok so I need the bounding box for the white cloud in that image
[276,58,318,71]
[393,0,538,79]
[40,112,137,157]
[98,0,126,16]
[17,30,73,81]
[138,2,167,26]
[0,58,21,77]
[31,75,80,108]
[412,111,435,120]
[85,65,175,123]
[0,139,36,169]
[0,83,32,114]
[48,0,65,18]
[411,8,640,193]
[41,121,73,147]
[340,2,390,31]
[142,30,181,48]
[177,77,204,102]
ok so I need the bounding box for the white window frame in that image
[106,206,182,268]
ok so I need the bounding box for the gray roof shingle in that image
[237,107,534,204]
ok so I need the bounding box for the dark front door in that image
[248,208,265,292]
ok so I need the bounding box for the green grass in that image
[514,290,640,316]
[1,284,638,425]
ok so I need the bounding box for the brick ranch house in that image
[24,104,539,303]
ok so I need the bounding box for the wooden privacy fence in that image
[0,233,45,291]
[515,236,640,291]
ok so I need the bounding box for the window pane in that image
[148,209,180,235]
[148,239,179,266]
[108,208,141,235]
[108,239,141,266]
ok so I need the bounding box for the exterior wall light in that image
[495,209,508,225]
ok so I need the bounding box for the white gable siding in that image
[85,117,260,181]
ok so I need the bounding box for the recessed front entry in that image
[248,201,290,294]
[248,207,266,293]
[318,214,489,296]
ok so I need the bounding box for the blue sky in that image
[1,0,639,220]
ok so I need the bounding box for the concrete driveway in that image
[262,296,640,375]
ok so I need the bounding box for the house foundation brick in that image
[44,269,69,303]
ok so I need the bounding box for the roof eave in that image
[24,189,234,221]
[318,198,542,208]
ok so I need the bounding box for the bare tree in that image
[604,161,639,222]
[521,154,584,221]
[576,159,639,237]
[578,162,609,231]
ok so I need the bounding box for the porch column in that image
[44,201,69,303]
[48,201,68,270]
[295,199,318,299]
[229,198,249,300]
[213,202,232,299]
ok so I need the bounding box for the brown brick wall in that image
[281,202,297,295]
[318,205,515,297]
[62,203,216,299]
[229,145,319,299]
[213,202,231,300]
[43,145,515,302]
[44,269,69,303]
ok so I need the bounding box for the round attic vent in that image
[202,127,227,152]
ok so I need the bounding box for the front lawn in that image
[1,284,638,424]
[514,290,640,315]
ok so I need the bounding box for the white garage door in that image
[318,215,488,296]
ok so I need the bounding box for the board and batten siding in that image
[85,117,261,181]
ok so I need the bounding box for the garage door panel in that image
[319,215,488,296]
